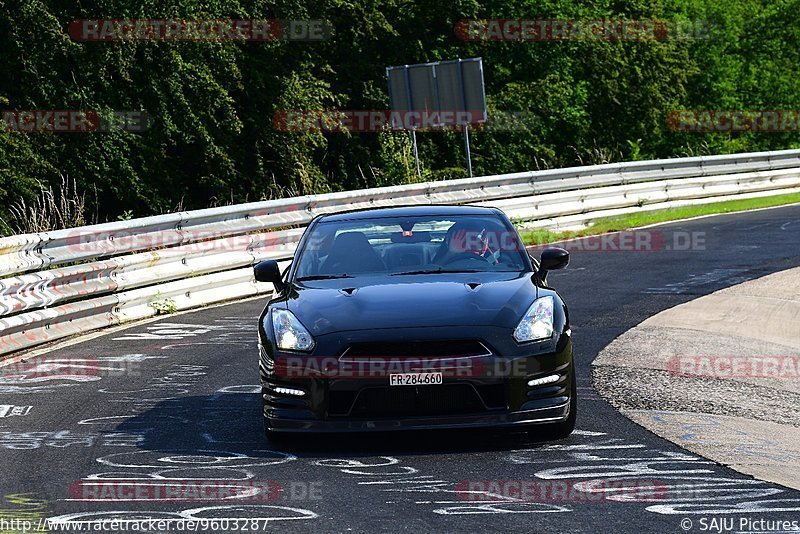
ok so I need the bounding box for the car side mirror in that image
[540,247,570,271]
[254,260,285,292]
[535,247,569,285]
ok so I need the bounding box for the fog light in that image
[274,386,305,396]
[527,374,560,387]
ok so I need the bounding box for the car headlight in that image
[513,296,554,343]
[271,309,315,352]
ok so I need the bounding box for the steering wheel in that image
[441,251,493,267]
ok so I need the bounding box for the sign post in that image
[387,58,486,178]
[463,123,473,177]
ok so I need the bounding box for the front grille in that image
[342,340,490,360]
[348,384,485,417]
[476,383,507,409]
[328,390,358,416]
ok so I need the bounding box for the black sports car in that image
[254,205,574,438]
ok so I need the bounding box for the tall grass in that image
[2,177,97,235]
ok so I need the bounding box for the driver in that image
[295,225,336,277]
[434,220,493,266]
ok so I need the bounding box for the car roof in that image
[316,204,503,223]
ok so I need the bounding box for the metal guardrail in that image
[1,149,800,357]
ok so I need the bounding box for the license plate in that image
[389,372,443,386]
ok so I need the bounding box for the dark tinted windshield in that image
[294,214,528,279]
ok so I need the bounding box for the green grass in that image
[518,192,800,246]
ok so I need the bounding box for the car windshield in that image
[294,214,528,279]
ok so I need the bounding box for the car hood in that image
[284,272,539,335]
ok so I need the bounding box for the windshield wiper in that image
[296,274,353,281]
[390,269,481,276]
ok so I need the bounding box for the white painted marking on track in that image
[643,268,751,294]
[95,450,296,469]
[646,498,800,515]
[740,222,773,232]
[433,503,570,515]
[0,405,32,418]
[360,479,446,485]
[214,385,261,394]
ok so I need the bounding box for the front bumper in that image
[266,398,570,432]
[261,326,573,433]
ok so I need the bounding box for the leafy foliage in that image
[1,0,798,233]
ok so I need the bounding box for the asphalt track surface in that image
[1,205,799,533]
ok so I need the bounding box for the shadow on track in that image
[112,393,566,458]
